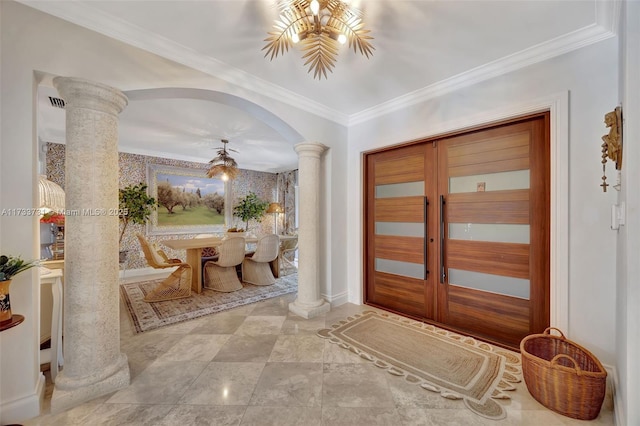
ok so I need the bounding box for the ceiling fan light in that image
[263,0,374,80]
[310,0,320,15]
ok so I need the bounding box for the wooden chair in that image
[136,234,192,302]
[203,237,246,292]
[242,234,279,286]
[279,236,298,275]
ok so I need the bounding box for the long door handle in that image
[424,196,429,278]
[440,195,446,284]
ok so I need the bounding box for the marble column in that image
[289,142,331,319]
[50,77,130,412]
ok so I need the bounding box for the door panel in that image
[438,114,550,349]
[365,143,436,320]
[447,240,530,279]
[364,113,550,350]
[447,191,530,224]
[447,285,530,345]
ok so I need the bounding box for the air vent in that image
[48,96,65,109]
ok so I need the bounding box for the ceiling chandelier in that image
[206,139,239,181]
[263,0,374,80]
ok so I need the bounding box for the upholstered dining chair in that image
[203,236,246,292]
[242,234,280,286]
[279,236,298,276]
[136,233,192,302]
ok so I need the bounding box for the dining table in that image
[161,235,297,293]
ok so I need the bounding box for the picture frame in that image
[146,164,231,235]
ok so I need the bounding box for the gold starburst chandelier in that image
[206,139,239,181]
[263,0,374,79]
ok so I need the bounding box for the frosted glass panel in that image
[376,258,424,280]
[449,170,529,193]
[376,181,424,198]
[449,223,530,243]
[448,268,529,299]
[376,222,424,237]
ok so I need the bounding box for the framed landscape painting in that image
[147,164,231,235]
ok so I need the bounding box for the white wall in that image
[616,2,640,424]
[0,1,348,422]
[346,37,620,366]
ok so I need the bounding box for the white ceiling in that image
[28,0,615,173]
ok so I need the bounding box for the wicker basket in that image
[520,327,607,420]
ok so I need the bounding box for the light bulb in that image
[310,0,320,15]
[338,34,347,44]
[222,173,229,182]
[292,33,300,43]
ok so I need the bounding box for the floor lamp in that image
[266,202,284,235]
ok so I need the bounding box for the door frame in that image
[358,91,569,333]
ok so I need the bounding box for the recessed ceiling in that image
[28,0,613,172]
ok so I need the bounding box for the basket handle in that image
[551,354,582,375]
[543,327,566,339]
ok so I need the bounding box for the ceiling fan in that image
[206,139,239,181]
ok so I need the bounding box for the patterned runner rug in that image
[121,273,297,333]
[318,310,522,420]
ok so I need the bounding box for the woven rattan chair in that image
[279,236,298,276]
[136,234,192,302]
[203,236,246,292]
[242,234,279,286]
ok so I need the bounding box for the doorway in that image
[363,112,550,350]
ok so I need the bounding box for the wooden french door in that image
[364,113,550,350]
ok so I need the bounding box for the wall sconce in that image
[266,202,284,235]
[600,106,623,192]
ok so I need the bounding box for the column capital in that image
[294,142,327,157]
[53,77,128,116]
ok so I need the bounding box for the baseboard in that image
[119,266,174,279]
[0,374,45,425]
[603,364,625,426]
[322,291,348,307]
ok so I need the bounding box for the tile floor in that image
[26,278,615,426]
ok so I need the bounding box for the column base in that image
[289,300,331,319]
[50,355,130,413]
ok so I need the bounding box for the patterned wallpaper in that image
[46,142,281,270]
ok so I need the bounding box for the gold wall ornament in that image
[263,0,374,80]
[600,106,623,192]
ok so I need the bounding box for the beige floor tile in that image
[240,406,322,426]
[80,403,174,426]
[213,335,278,362]
[178,362,265,405]
[26,291,614,426]
[249,362,323,407]
[268,335,325,363]
[158,334,231,362]
[159,405,246,426]
[234,315,286,336]
[322,363,395,408]
[106,360,208,405]
[322,406,401,425]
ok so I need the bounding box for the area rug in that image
[317,311,521,420]
[121,273,297,333]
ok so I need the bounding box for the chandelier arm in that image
[327,16,374,57]
[263,14,314,58]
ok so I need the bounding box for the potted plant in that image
[119,183,156,263]
[0,255,39,322]
[231,192,269,236]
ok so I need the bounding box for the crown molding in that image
[20,0,618,129]
[18,0,349,126]
[349,21,615,126]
